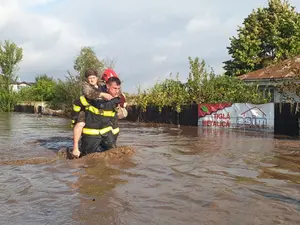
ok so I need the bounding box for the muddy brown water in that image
[0,112,300,225]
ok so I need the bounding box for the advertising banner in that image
[198,103,274,131]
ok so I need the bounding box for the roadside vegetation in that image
[0,0,299,114]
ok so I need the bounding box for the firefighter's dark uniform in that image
[71,95,120,155]
[92,85,120,144]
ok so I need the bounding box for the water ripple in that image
[1,113,300,224]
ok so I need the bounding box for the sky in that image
[1,0,300,93]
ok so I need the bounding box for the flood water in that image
[0,112,300,225]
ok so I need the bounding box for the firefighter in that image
[100,69,128,145]
[79,77,123,155]
[71,69,127,157]
[71,69,113,157]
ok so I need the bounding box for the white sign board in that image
[198,103,274,132]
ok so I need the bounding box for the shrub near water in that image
[132,57,270,113]
[0,40,23,112]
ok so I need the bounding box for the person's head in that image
[85,69,98,86]
[101,68,118,82]
[106,77,121,97]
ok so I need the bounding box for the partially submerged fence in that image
[126,102,300,136]
[274,103,299,136]
[14,101,300,136]
[14,101,46,114]
[126,104,198,126]
[14,105,35,113]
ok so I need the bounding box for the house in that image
[9,81,34,92]
[238,55,300,102]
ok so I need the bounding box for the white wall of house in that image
[275,90,300,102]
[9,83,31,92]
[244,79,300,103]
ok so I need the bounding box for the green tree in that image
[201,74,269,104]
[163,74,188,113]
[47,46,117,115]
[18,74,57,101]
[48,71,81,115]
[134,57,269,112]
[74,46,105,80]
[33,75,56,101]
[0,40,23,111]
[0,75,18,112]
[0,40,23,89]
[186,57,215,103]
[224,0,300,76]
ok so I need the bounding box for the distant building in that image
[0,73,35,92]
[238,55,300,102]
[9,81,35,92]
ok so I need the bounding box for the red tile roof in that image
[238,55,300,80]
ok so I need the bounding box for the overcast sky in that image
[1,0,299,92]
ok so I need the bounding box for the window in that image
[258,86,274,102]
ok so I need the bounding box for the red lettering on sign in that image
[202,120,231,127]
[226,120,230,127]
[213,113,230,120]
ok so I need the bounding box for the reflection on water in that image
[0,112,300,225]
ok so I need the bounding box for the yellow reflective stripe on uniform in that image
[80,95,90,106]
[85,105,115,117]
[73,104,81,112]
[102,110,115,117]
[85,105,98,114]
[82,126,113,135]
[112,127,120,135]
